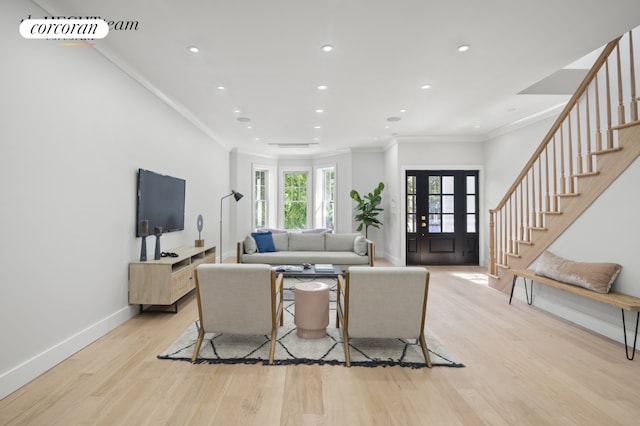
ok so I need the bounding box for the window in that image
[254,169,267,230]
[428,175,455,233]
[407,175,416,233]
[283,170,309,229]
[316,166,335,230]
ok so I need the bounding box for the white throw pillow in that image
[244,235,258,254]
[354,235,368,256]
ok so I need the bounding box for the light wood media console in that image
[129,244,216,312]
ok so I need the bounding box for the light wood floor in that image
[2,264,640,425]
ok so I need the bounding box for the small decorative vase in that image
[154,226,163,260]
[139,220,149,261]
[140,236,148,261]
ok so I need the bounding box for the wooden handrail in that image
[493,37,621,211]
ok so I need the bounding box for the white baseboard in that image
[0,306,138,400]
[382,252,401,265]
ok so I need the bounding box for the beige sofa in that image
[237,232,374,267]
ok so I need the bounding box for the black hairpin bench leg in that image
[509,275,533,305]
[621,310,640,360]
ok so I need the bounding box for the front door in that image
[406,170,479,265]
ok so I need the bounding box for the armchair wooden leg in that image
[343,329,351,367]
[269,328,277,365]
[192,329,205,363]
[419,333,432,368]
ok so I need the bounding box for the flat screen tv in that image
[136,169,186,237]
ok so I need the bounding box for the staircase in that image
[489,28,640,291]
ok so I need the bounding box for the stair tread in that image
[593,146,623,154]
[573,171,599,177]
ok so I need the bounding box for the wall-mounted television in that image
[136,168,186,237]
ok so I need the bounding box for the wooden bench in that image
[509,268,640,360]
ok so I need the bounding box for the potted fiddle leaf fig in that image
[350,182,385,238]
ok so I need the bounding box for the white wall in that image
[350,150,385,249]
[484,114,640,345]
[533,159,640,343]
[0,0,229,399]
[382,143,400,263]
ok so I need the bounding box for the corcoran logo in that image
[20,18,109,39]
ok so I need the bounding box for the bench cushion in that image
[535,251,621,294]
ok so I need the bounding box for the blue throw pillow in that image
[251,231,276,253]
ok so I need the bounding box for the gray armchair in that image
[336,266,432,367]
[192,263,284,363]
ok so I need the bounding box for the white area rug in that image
[158,298,464,368]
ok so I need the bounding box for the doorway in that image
[406,170,479,265]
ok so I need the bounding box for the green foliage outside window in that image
[284,172,308,229]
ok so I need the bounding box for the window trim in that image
[314,164,336,231]
[252,163,276,231]
[279,166,312,230]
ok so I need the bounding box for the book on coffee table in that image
[274,265,304,272]
[314,264,334,272]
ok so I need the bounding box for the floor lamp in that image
[219,190,243,263]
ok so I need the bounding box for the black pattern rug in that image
[158,299,464,368]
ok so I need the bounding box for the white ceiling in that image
[35,0,640,157]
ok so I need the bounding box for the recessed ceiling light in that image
[254,137,261,141]
[234,109,241,113]
[321,44,334,52]
[216,85,225,90]
[457,44,470,52]
[314,125,322,129]
[420,84,432,90]
[315,109,324,113]
[188,46,199,53]
[400,109,407,113]
[317,85,328,91]
[246,126,252,129]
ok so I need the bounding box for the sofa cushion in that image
[272,233,289,251]
[326,233,359,251]
[241,251,370,265]
[302,228,333,234]
[535,250,621,294]
[288,232,325,251]
[354,235,368,256]
[244,235,258,254]
[251,231,276,253]
[257,228,287,234]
